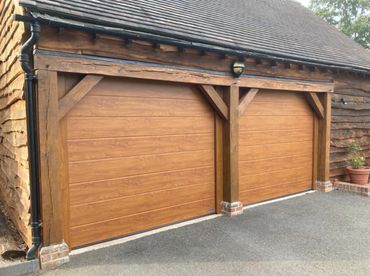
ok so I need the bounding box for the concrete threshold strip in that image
[71,190,316,256]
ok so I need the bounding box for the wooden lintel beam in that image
[35,51,334,93]
[199,85,229,120]
[58,75,104,120]
[305,93,325,119]
[238,88,259,116]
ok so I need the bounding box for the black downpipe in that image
[19,20,41,261]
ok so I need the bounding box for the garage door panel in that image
[67,116,214,139]
[69,167,214,206]
[66,78,215,248]
[239,155,312,176]
[91,77,201,100]
[70,182,215,227]
[240,115,313,131]
[240,129,312,146]
[69,149,214,184]
[239,91,313,205]
[69,95,211,117]
[240,166,312,191]
[240,179,312,205]
[70,198,215,248]
[68,134,213,162]
[240,141,313,162]
[252,90,309,103]
[245,101,312,116]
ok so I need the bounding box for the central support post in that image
[316,93,333,192]
[222,85,243,216]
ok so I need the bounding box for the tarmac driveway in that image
[39,191,370,275]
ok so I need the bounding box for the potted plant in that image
[346,141,370,185]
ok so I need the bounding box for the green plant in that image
[348,141,366,169]
[310,0,370,49]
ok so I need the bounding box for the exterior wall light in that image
[232,61,245,77]
[340,98,348,105]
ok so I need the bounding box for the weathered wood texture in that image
[34,52,334,93]
[239,91,314,204]
[0,0,31,246]
[37,27,334,82]
[331,76,370,181]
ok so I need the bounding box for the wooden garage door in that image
[66,77,215,248]
[239,90,314,205]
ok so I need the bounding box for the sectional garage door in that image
[66,78,216,248]
[239,90,314,205]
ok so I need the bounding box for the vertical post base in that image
[221,201,243,217]
[316,180,333,192]
[39,242,69,270]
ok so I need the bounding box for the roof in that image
[20,0,370,73]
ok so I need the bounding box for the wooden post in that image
[37,70,64,244]
[316,93,333,192]
[222,85,243,216]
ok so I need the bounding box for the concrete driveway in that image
[37,191,370,276]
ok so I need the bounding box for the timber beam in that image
[238,88,259,116]
[305,92,325,119]
[58,75,103,120]
[222,85,243,216]
[316,93,333,191]
[199,85,229,120]
[35,50,335,93]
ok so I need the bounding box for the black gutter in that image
[28,12,370,76]
[16,15,42,261]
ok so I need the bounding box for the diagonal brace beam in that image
[58,75,104,120]
[199,85,229,120]
[304,93,325,119]
[238,88,259,116]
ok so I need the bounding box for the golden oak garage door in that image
[66,77,215,248]
[239,90,314,205]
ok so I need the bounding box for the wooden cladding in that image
[0,0,31,246]
[331,77,370,180]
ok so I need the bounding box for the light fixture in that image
[340,98,348,105]
[232,61,245,78]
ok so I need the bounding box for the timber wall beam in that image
[305,93,325,119]
[35,50,334,93]
[238,88,259,116]
[58,75,103,120]
[199,85,229,120]
[316,93,332,191]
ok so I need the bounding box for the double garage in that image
[62,76,314,248]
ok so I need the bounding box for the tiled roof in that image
[20,0,370,72]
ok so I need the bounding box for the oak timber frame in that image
[35,50,333,247]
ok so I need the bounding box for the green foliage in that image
[309,0,370,49]
[348,140,366,169]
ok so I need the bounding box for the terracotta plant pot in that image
[346,166,370,185]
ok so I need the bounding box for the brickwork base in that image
[316,181,333,192]
[221,201,243,216]
[39,242,69,270]
[334,181,370,197]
